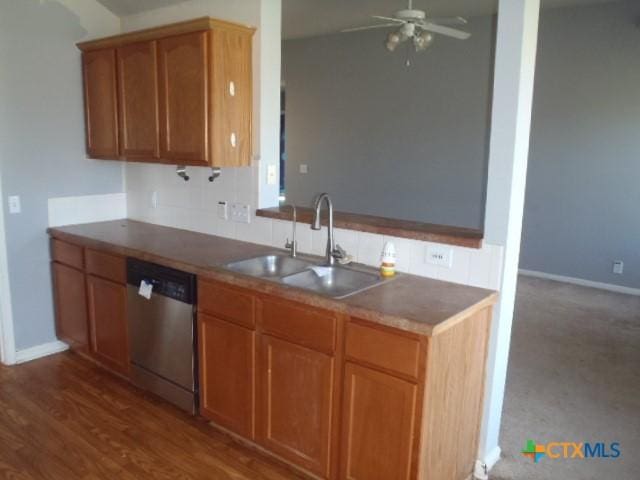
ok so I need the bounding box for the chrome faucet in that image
[311,193,346,265]
[284,205,298,258]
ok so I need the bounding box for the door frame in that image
[0,167,16,365]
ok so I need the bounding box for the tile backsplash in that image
[125,163,503,290]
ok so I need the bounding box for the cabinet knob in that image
[230,132,237,148]
[229,81,236,97]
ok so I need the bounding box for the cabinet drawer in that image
[85,249,126,284]
[51,239,84,270]
[198,279,255,328]
[259,298,336,353]
[346,321,422,380]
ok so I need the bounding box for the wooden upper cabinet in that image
[210,27,253,167]
[77,18,254,166]
[158,31,209,165]
[117,41,160,160]
[82,48,119,159]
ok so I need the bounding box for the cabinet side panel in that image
[420,307,492,480]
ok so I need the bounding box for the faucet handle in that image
[285,238,298,257]
[333,244,347,259]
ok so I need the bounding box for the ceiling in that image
[94,0,623,37]
[282,0,624,39]
[96,0,189,17]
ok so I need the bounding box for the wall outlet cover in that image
[230,203,250,224]
[426,245,454,268]
[613,260,624,275]
[299,164,308,174]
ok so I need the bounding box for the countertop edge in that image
[48,226,496,337]
[256,207,484,249]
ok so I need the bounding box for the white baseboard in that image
[15,340,69,364]
[519,269,640,297]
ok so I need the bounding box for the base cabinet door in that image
[87,274,129,375]
[52,262,88,350]
[258,335,334,478]
[199,313,255,438]
[339,362,418,480]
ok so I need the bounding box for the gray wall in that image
[521,0,640,288]
[282,16,495,229]
[284,1,640,288]
[0,1,124,350]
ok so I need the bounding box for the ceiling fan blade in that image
[418,22,471,40]
[427,16,468,26]
[341,23,400,33]
[372,15,405,24]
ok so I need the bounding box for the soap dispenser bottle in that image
[380,241,396,277]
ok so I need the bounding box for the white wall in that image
[0,0,124,355]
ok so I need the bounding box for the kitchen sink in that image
[281,265,388,299]
[224,254,315,279]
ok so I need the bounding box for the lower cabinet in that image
[339,362,418,480]
[52,262,89,351]
[86,274,129,375]
[199,313,255,438]
[258,334,334,478]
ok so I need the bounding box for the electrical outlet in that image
[230,203,250,224]
[217,201,228,220]
[8,195,21,214]
[613,261,624,275]
[426,245,453,268]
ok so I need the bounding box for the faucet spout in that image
[312,193,336,265]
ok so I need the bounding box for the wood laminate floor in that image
[0,352,305,480]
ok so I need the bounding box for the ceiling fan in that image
[342,0,471,53]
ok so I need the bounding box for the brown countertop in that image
[48,220,496,336]
[256,206,484,248]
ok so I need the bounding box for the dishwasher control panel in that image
[126,258,196,304]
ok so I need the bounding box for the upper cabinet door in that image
[117,41,160,160]
[210,28,253,167]
[158,31,209,165]
[82,48,119,159]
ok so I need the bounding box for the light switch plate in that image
[230,203,250,224]
[299,164,308,174]
[613,260,624,275]
[267,164,277,185]
[426,245,454,268]
[8,195,21,214]
[150,191,158,209]
[217,201,228,220]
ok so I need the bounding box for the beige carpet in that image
[490,276,640,480]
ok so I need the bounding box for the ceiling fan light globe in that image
[414,31,434,51]
[385,32,401,51]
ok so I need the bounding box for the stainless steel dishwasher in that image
[126,258,197,414]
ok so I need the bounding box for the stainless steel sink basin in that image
[281,265,388,299]
[225,254,314,279]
